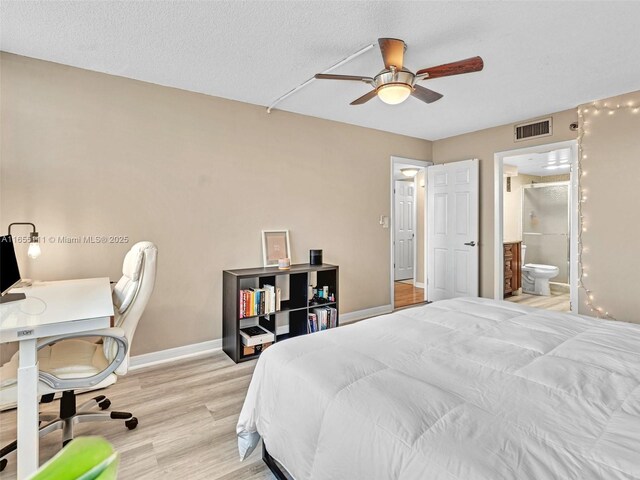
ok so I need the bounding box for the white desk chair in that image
[0,241,157,473]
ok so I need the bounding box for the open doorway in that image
[390,156,431,309]
[494,141,578,313]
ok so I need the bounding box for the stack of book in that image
[307,306,338,333]
[239,325,275,356]
[239,285,281,318]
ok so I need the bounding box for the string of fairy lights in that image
[576,100,639,320]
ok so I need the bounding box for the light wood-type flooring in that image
[504,291,570,312]
[394,281,425,309]
[0,353,275,480]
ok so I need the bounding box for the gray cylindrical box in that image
[310,249,323,265]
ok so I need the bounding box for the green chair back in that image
[29,436,119,480]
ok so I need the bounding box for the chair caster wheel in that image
[125,417,138,430]
[0,458,7,472]
[98,399,111,410]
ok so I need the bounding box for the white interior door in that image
[427,159,479,301]
[394,180,415,281]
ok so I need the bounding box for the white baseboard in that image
[340,304,393,324]
[129,339,222,371]
[415,282,425,289]
[129,306,391,370]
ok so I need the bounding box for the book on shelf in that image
[307,313,317,333]
[239,285,281,318]
[319,308,328,330]
[308,306,337,333]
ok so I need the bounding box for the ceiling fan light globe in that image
[377,84,412,105]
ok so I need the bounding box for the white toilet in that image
[521,245,559,296]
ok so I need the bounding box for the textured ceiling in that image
[505,148,572,177]
[2,1,640,140]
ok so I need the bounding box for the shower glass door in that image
[522,182,570,284]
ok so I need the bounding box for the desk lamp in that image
[8,222,41,259]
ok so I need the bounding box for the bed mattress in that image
[237,297,640,479]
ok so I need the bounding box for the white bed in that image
[237,297,640,479]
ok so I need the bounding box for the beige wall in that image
[0,53,432,359]
[3,51,637,365]
[433,109,578,298]
[578,91,640,323]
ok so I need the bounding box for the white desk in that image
[0,278,113,479]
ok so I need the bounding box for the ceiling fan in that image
[314,38,483,106]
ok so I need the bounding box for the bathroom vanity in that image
[504,241,522,297]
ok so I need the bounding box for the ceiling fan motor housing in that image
[374,69,415,90]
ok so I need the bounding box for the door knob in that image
[464,241,476,247]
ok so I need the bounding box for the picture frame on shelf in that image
[262,230,291,267]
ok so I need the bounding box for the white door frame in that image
[390,156,432,308]
[493,140,579,312]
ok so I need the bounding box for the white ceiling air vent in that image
[514,117,552,142]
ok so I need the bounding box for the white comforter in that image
[237,298,640,479]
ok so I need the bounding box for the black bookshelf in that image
[223,263,339,363]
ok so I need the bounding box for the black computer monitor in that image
[1,235,24,301]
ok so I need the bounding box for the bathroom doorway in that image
[494,141,578,313]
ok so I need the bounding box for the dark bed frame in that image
[263,444,293,480]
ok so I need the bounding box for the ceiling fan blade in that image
[416,56,484,79]
[315,73,373,83]
[350,90,378,105]
[378,38,406,70]
[411,85,444,104]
